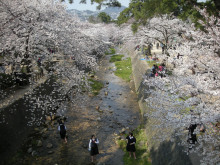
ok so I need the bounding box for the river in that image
[0,50,141,165]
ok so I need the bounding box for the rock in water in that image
[48,151,54,154]
[27,148,33,154]
[37,140,43,147]
[98,109,103,113]
[41,128,47,134]
[46,116,52,121]
[31,151,38,156]
[120,128,126,134]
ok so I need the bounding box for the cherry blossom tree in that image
[0,0,111,125]
[141,9,220,164]
[138,15,189,55]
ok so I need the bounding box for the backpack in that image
[60,124,66,134]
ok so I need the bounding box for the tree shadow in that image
[150,136,200,165]
[136,69,153,101]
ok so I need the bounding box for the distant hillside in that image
[67,6,126,21]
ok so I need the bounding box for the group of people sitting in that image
[150,63,166,78]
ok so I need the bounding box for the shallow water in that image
[1,51,141,165]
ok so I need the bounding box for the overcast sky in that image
[65,0,130,11]
[65,0,207,11]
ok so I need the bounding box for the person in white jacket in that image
[89,135,99,163]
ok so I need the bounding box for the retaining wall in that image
[128,49,200,165]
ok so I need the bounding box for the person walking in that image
[126,132,137,159]
[58,121,67,143]
[89,135,99,163]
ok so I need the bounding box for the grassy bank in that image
[105,48,116,55]
[147,60,159,68]
[110,54,124,62]
[117,125,151,165]
[88,78,104,95]
[114,57,132,82]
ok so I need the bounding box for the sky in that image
[65,0,207,11]
[65,0,130,11]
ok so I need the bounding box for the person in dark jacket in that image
[58,121,67,143]
[126,132,137,159]
[89,135,99,163]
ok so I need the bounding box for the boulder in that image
[120,128,126,134]
[31,151,38,156]
[97,117,101,121]
[90,74,95,78]
[41,128,47,134]
[34,128,40,132]
[48,151,54,154]
[46,116,52,121]
[114,130,120,136]
[27,148,33,154]
[98,109,104,113]
[37,140,43,147]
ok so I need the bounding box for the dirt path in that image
[24,51,141,165]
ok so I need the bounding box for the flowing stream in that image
[1,50,141,165]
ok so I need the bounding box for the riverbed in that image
[5,50,141,165]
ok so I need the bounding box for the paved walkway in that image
[0,75,48,110]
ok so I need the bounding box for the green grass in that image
[88,78,104,95]
[117,125,151,165]
[105,48,116,55]
[147,61,159,68]
[114,57,132,82]
[110,54,124,62]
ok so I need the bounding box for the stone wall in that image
[127,49,200,165]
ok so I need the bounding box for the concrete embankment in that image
[128,49,200,165]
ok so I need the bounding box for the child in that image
[58,121,67,143]
[89,135,99,163]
